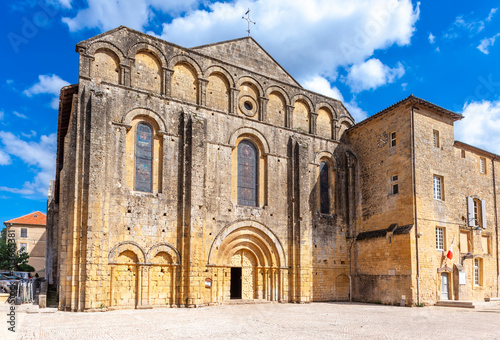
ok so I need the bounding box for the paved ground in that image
[2,301,500,339]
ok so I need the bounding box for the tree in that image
[0,227,32,272]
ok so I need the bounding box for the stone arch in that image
[127,42,167,67]
[235,76,264,96]
[291,98,311,133]
[133,50,163,94]
[338,117,354,142]
[265,85,290,105]
[315,102,337,119]
[108,241,146,264]
[168,55,203,76]
[87,41,126,63]
[91,48,121,84]
[317,106,334,139]
[335,274,350,301]
[203,65,235,87]
[205,70,230,112]
[146,242,181,264]
[314,151,337,167]
[171,60,199,104]
[228,127,270,155]
[122,107,167,132]
[207,220,286,268]
[291,94,314,114]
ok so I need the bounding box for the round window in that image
[244,101,253,110]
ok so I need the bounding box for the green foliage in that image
[17,263,35,272]
[0,230,31,271]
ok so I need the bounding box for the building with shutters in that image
[46,26,499,311]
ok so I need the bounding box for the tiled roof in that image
[4,211,46,226]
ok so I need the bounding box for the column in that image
[230,88,240,115]
[286,105,294,128]
[163,68,174,97]
[109,265,115,307]
[120,64,131,87]
[259,97,269,122]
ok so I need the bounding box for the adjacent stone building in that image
[46,26,499,311]
[4,211,47,277]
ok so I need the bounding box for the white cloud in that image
[346,58,405,92]
[344,100,368,122]
[24,74,70,110]
[303,76,344,101]
[428,33,435,44]
[487,8,498,22]
[13,111,28,119]
[477,33,500,54]
[0,132,56,197]
[455,100,500,154]
[0,150,11,165]
[62,0,419,82]
[62,0,201,32]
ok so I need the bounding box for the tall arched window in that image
[320,161,330,214]
[135,123,153,192]
[238,140,258,206]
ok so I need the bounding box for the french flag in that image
[446,240,454,260]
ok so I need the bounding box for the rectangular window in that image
[390,132,397,147]
[390,175,399,195]
[433,130,440,148]
[433,175,443,200]
[461,150,466,158]
[480,157,486,174]
[19,243,27,252]
[474,258,481,286]
[436,227,444,251]
[21,228,27,238]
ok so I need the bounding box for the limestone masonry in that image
[46,26,499,311]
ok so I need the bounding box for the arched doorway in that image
[208,222,287,302]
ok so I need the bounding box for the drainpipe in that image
[411,105,421,305]
[493,156,499,297]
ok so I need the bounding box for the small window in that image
[474,258,482,286]
[460,232,470,253]
[19,243,27,252]
[21,228,27,238]
[436,227,444,251]
[433,175,443,200]
[473,199,483,228]
[480,157,486,174]
[390,132,397,147]
[461,150,466,158]
[433,130,440,148]
[390,174,399,195]
[482,236,491,254]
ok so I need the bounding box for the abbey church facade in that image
[46,26,499,311]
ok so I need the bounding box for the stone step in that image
[485,297,500,302]
[225,299,273,305]
[435,300,475,308]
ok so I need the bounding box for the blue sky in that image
[1,0,500,224]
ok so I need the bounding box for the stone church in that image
[46,26,499,311]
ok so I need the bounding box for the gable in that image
[191,37,301,87]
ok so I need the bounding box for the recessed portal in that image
[230,267,242,299]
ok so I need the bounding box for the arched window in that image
[238,140,258,206]
[135,123,153,192]
[319,161,330,214]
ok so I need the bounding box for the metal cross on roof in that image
[242,8,256,37]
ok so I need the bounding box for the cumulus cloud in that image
[24,74,70,109]
[455,100,500,154]
[477,33,500,54]
[346,58,405,92]
[0,150,11,165]
[62,0,201,32]
[428,33,435,44]
[0,132,56,197]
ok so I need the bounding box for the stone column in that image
[198,78,209,107]
[109,264,115,307]
[230,88,240,115]
[259,97,269,122]
[333,119,339,141]
[171,265,177,306]
[163,68,174,97]
[286,105,294,129]
[310,112,318,135]
[120,64,131,87]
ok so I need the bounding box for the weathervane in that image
[242,9,256,36]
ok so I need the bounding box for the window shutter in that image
[467,197,475,227]
[481,200,487,229]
